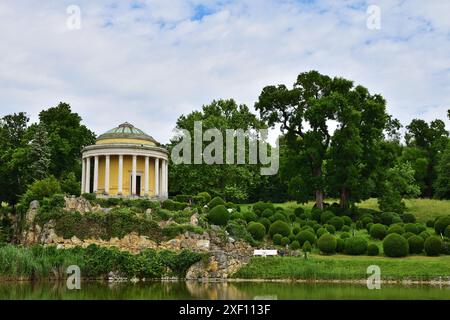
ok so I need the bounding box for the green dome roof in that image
[96,122,157,145]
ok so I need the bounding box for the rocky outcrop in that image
[64,196,104,214]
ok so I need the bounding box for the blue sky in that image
[0,0,449,143]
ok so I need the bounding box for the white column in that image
[105,155,110,195]
[165,159,169,198]
[154,158,159,197]
[144,156,149,196]
[118,155,123,195]
[132,155,137,196]
[93,155,99,193]
[85,157,91,194]
[81,158,86,194]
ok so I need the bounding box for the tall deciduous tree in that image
[434,140,450,199]
[38,103,96,179]
[28,124,51,181]
[405,119,449,197]
[256,71,334,209]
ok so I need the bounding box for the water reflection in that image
[0,281,449,300]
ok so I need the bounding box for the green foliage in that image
[162,199,188,211]
[81,193,96,201]
[341,225,351,233]
[197,192,212,204]
[162,224,204,239]
[316,227,328,238]
[404,223,419,234]
[408,235,424,254]
[317,234,337,255]
[424,236,442,256]
[403,232,415,239]
[310,208,322,222]
[387,224,405,235]
[208,196,225,208]
[342,216,352,226]
[434,143,450,199]
[320,211,335,224]
[378,163,421,214]
[258,217,271,232]
[344,237,368,256]
[401,213,416,223]
[269,220,291,238]
[445,225,450,238]
[366,244,378,256]
[20,176,62,208]
[290,240,300,250]
[243,211,258,223]
[0,244,204,279]
[383,234,409,257]
[252,202,275,215]
[328,216,344,231]
[226,221,257,246]
[324,224,336,234]
[60,172,81,196]
[273,234,283,245]
[247,222,266,241]
[294,207,305,218]
[280,237,290,246]
[434,216,450,236]
[380,212,396,226]
[207,205,230,226]
[419,231,431,240]
[296,230,316,246]
[369,223,387,240]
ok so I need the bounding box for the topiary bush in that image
[259,218,271,231]
[320,211,335,224]
[207,205,230,226]
[294,207,305,218]
[342,216,352,226]
[404,223,419,235]
[434,216,450,236]
[400,213,416,223]
[419,231,431,240]
[290,240,301,250]
[252,202,275,215]
[416,224,426,234]
[316,227,328,238]
[292,226,301,235]
[341,225,351,233]
[328,216,344,231]
[325,224,336,234]
[246,222,266,241]
[208,196,226,208]
[243,211,258,223]
[367,244,379,256]
[317,234,337,255]
[403,232,415,239]
[296,230,316,246]
[340,232,350,239]
[383,234,409,257]
[424,236,442,256]
[387,224,405,235]
[280,237,291,246]
[445,225,450,238]
[269,212,287,223]
[408,235,424,254]
[426,219,435,228]
[273,234,283,245]
[344,237,368,255]
[310,208,322,222]
[197,192,212,204]
[162,199,188,211]
[336,238,345,253]
[369,224,387,240]
[269,220,291,238]
[380,212,396,225]
[261,208,274,218]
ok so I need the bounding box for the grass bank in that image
[233,254,450,281]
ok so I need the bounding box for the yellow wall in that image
[97,156,156,196]
[96,138,155,146]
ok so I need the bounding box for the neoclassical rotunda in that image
[81,122,169,199]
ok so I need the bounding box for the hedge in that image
[296,230,316,246]
[369,224,387,240]
[344,237,368,255]
[424,236,442,256]
[247,222,266,241]
[408,235,424,254]
[317,234,337,255]
[162,199,188,211]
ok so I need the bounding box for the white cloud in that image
[0,0,448,144]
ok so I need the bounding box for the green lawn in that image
[233,254,450,281]
[241,198,450,222]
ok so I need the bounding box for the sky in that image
[0,0,449,144]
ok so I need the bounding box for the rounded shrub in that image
[317,234,337,254]
[344,237,368,255]
[401,213,416,223]
[258,218,271,231]
[261,208,273,218]
[383,234,409,257]
[269,212,287,223]
[336,238,345,253]
[313,223,322,232]
[387,224,405,235]
[325,224,336,234]
[243,211,258,223]
[380,212,395,225]
[361,217,373,228]
[294,207,305,218]
[207,205,230,226]
[296,230,317,246]
[247,222,266,241]
[366,223,374,232]
[273,234,283,245]
[403,232,415,239]
[441,241,450,255]
[434,216,450,236]
[320,211,335,224]
[311,208,322,222]
[419,231,431,240]
[316,227,328,238]
[269,220,291,238]
[342,216,352,226]
[208,196,225,208]
[341,225,351,233]
[292,226,301,235]
[426,219,435,228]
[404,223,419,235]
[408,235,424,254]
[367,244,379,256]
[340,232,350,239]
[197,191,212,204]
[424,236,442,256]
[416,224,427,234]
[369,224,387,240]
[445,225,450,238]
[355,221,364,230]
[252,202,275,215]
[328,216,344,231]
[290,240,301,250]
[281,237,291,246]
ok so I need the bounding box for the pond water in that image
[0,281,449,300]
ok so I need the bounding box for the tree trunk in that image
[340,187,349,209]
[315,190,324,210]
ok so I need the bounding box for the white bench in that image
[253,249,278,257]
